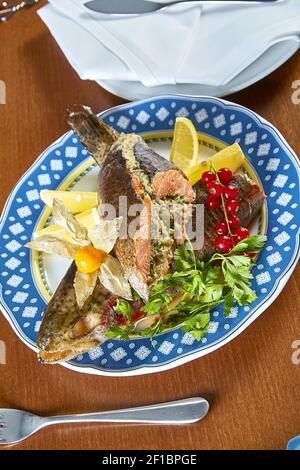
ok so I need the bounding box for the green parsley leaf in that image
[224,293,234,317]
[133,291,141,301]
[113,299,132,320]
[173,244,195,271]
[229,235,267,254]
[106,325,135,341]
[200,284,223,303]
[181,312,210,341]
[139,320,162,345]
[220,255,257,307]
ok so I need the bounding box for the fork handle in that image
[0,1,37,21]
[42,398,209,426]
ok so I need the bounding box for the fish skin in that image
[97,143,151,300]
[194,173,266,259]
[134,141,174,178]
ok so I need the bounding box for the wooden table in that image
[0,1,300,451]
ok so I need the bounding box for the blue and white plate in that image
[1,96,299,376]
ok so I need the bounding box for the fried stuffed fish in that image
[38,106,194,362]
[67,106,194,301]
[37,107,265,364]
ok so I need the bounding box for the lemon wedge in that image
[33,208,101,241]
[40,190,98,214]
[170,117,199,178]
[185,143,245,186]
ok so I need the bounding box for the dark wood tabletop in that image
[0,1,300,451]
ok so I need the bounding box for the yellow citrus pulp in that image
[185,143,245,185]
[40,190,98,214]
[170,117,199,179]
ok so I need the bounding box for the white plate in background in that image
[97,38,299,100]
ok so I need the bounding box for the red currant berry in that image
[228,214,240,228]
[223,184,238,200]
[201,171,216,185]
[217,167,233,185]
[206,195,221,210]
[215,235,233,253]
[225,199,239,215]
[215,221,228,235]
[207,181,223,198]
[233,226,249,242]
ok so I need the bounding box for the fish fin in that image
[66,105,119,166]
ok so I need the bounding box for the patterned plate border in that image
[0,96,299,376]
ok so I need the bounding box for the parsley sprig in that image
[113,299,133,320]
[107,235,267,342]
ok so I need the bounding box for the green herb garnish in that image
[113,299,132,320]
[106,325,135,341]
[141,234,267,334]
[139,320,163,346]
[133,291,141,301]
[107,235,267,342]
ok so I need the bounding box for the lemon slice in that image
[40,190,98,214]
[33,208,101,241]
[186,143,245,186]
[170,117,199,178]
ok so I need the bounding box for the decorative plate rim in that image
[1,95,299,376]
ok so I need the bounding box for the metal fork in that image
[0,0,39,22]
[0,397,209,445]
[85,0,282,16]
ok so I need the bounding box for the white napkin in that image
[38,0,202,87]
[38,0,300,88]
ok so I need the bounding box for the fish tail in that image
[66,105,119,166]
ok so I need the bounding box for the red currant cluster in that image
[201,168,249,254]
